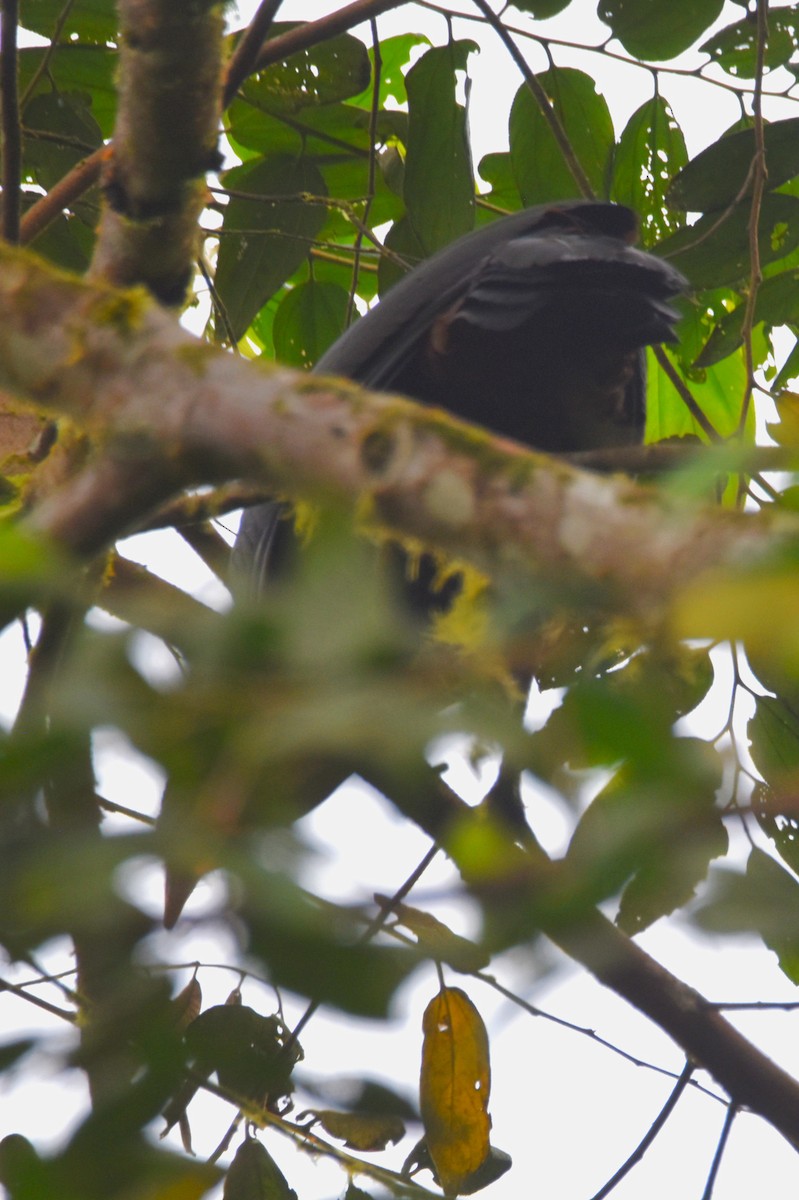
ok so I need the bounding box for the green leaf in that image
[695,269,799,367]
[753,782,799,880]
[616,813,728,934]
[404,42,477,255]
[0,1040,35,1074]
[350,33,431,109]
[509,0,572,14]
[611,95,687,245]
[598,0,724,61]
[237,870,418,1017]
[377,214,426,296]
[223,1138,296,1200]
[667,118,799,212]
[19,0,118,42]
[228,97,407,163]
[272,281,350,369]
[214,156,328,342]
[700,13,798,79]
[654,194,799,288]
[509,68,614,205]
[237,27,371,114]
[566,735,726,928]
[476,152,522,213]
[183,1005,300,1105]
[646,344,749,443]
[696,850,799,984]
[18,45,117,138]
[309,1109,405,1151]
[748,688,799,784]
[25,203,95,274]
[23,91,103,192]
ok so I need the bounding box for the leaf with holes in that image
[598,0,724,61]
[420,988,491,1196]
[612,95,687,245]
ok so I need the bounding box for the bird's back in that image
[234,201,686,593]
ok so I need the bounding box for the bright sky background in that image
[4,3,799,1199]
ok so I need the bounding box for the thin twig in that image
[652,346,722,443]
[20,0,77,107]
[1,0,22,243]
[0,975,77,1023]
[252,0,407,74]
[736,0,769,445]
[19,147,105,245]
[469,0,594,199]
[700,1104,738,1200]
[223,0,285,107]
[345,17,381,327]
[589,1061,694,1200]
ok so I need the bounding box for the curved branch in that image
[0,242,791,621]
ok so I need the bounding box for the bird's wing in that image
[441,232,685,339]
[314,202,645,389]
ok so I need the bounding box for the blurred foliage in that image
[8,1,799,1198]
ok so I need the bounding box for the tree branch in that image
[88,0,226,304]
[0,242,792,627]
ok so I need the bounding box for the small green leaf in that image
[237,27,371,113]
[350,34,431,109]
[611,95,687,245]
[646,343,749,444]
[695,270,799,367]
[700,13,797,79]
[309,1109,405,1151]
[23,92,103,192]
[377,215,425,297]
[273,281,350,369]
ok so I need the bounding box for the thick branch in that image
[89,0,225,304]
[1,242,793,632]
[0,242,792,623]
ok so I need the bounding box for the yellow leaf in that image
[172,977,202,1033]
[313,1110,405,1151]
[670,567,799,670]
[768,391,799,447]
[375,895,489,973]
[420,987,491,1196]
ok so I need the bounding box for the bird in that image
[161,202,687,928]
[232,200,686,609]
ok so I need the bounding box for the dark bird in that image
[233,200,686,605]
[161,203,686,928]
